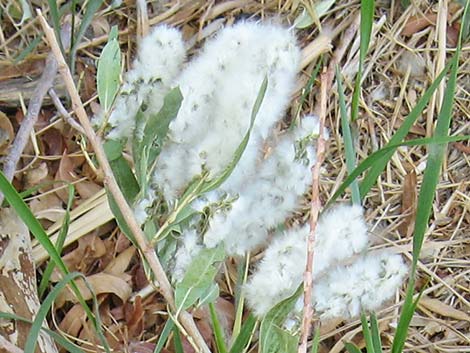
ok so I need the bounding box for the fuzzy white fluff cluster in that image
[102,26,186,140]
[153,22,301,202]
[244,204,407,319]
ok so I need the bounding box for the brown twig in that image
[0,24,71,205]
[298,69,328,353]
[48,88,86,134]
[36,11,210,353]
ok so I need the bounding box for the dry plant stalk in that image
[0,24,71,205]
[36,11,210,353]
[298,69,328,353]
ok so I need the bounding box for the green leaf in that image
[70,0,104,71]
[310,329,321,353]
[97,26,121,114]
[47,0,62,51]
[259,285,302,353]
[327,134,470,207]
[134,87,183,185]
[39,184,75,297]
[359,59,453,198]
[336,65,361,205]
[370,313,383,353]
[0,312,85,353]
[345,342,362,353]
[392,3,468,352]
[294,0,336,29]
[98,26,120,102]
[174,245,225,312]
[229,314,257,353]
[153,319,174,353]
[25,272,102,353]
[104,140,140,202]
[361,313,375,353]
[173,325,184,353]
[351,0,375,122]
[14,35,42,63]
[201,76,268,193]
[0,171,109,352]
[210,302,228,353]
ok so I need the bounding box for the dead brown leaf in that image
[56,272,132,308]
[420,297,470,322]
[104,246,136,276]
[0,111,14,153]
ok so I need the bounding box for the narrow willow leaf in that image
[259,285,302,353]
[103,139,140,245]
[175,245,225,311]
[229,314,257,353]
[135,87,183,184]
[104,140,140,202]
[201,76,268,193]
[336,65,361,204]
[210,302,228,353]
[97,26,121,113]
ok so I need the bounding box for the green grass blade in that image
[370,313,383,353]
[310,329,321,353]
[14,35,42,63]
[351,0,375,122]
[47,0,62,51]
[359,59,453,198]
[336,65,361,204]
[0,171,110,353]
[345,342,362,353]
[0,312,85,353]
[173,325,184,353]
[229,314,257,353]
[293,57,322,125]
[327,134,470,207]
[361,313,375,353]
[209,302,228,353]
[153,319,174,353]
[25,272,86,353]
[38,183,75,297]
[392,3,468,351]
[70,0,104,71]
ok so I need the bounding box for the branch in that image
[298,70,328,353]
[0,24,71,205]
[36,11,210,353]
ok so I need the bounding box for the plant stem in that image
[298,70,328,353]
[36,11,210,353]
